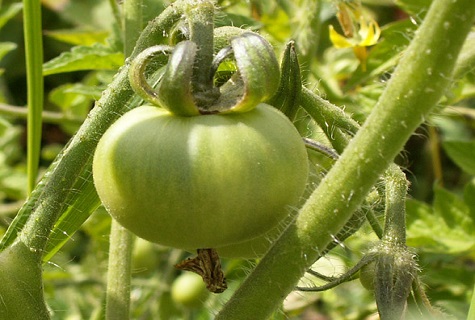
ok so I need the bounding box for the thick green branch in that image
[216,0,475,318]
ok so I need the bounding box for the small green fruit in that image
[171,273,209,308]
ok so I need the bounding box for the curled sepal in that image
[128,43,200,116]
[268,41,302,121]
[157,41,201,116]
[216,32,280,113]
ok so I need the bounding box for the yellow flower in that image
[329,2,381,71]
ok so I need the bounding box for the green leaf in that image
[0,3,22,30]
[406,198,475,255]
[48,83,95,134]
[442,140,475,175]
[44,29,109,46]
[0,42,17,61]
[433,185,474,233]
[43,43,124,76]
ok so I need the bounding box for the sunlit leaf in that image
[43,43,124,76]
[406,198,475,255]
[45,29,109,46]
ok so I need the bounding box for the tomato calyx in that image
[128,32,280,116]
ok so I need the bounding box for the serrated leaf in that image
[44,29,109,46]
[442,140,475,175]
[406,198,475,254]
[43,43,124,76]
[434,185,474,233]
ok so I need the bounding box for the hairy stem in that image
[184,0,217,107]
[216,0,475,318]
[106,222,134,320]
[105,0,142,318]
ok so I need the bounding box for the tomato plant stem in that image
[375,165,413,319]
[106,222,134,320]
[123,0,143,58]
[105,1,142,318]
[382,164,408,246]
[216,0,475,318]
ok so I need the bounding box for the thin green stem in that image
[123,0,142,57]
[366,209,384,239]
[291,0,321,79]
[0,103,84,125]
[109,0,123,33]
[216,0,475,318]
[105,1,142,318]
[23,0,43,194]
[184,0,216,105]
[300,87,358,154]
[382,164,408,245]
[106,222,134,320]
[428,125,444,186]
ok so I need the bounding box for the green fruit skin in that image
[132,238,159,276]
[359,261,376,291]
[171,273,209,308]
[0,242,50,319]
[93,103,308,251]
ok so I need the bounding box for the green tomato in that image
[132,238,159,276]
[93,103,308,251]
[359,261,376,291]
[171,272,209,308]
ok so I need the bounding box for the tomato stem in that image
[216,0,475,318]
[184,0,219,108]
[104,0,143,318]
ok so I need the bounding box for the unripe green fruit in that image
[171,272,209,308]
[93,104,308,252]
[132,238,159,276]
[359,261,376,291]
